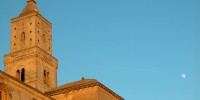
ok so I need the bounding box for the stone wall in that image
[0,71,53,100]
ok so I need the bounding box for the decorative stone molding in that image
[4,46,58,69]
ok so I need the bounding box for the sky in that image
[0,0,200,100]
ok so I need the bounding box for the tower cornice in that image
[11,12,52,26]
[4,46,58,69]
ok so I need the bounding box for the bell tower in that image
[3,0,58,93]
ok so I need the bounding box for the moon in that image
[181,74,186,79]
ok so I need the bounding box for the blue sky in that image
[0,0,200,100]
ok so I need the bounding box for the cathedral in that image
[0,0,124,100]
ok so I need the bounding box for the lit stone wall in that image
[4,46,58,93]
[0,71,53,100]
[4,5,58,92]
[97,86,119,100]
[10,13,52,55]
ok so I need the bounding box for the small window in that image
[21,32,25,41]
[21,32,25,48]
[14,28,16,30]
[30,23,32,25]
[43,34,45,43]
[21,68,25,82]
[14,43,16,46]
[46,72,49,80]
[44,70,46,76]
[14,35,16,38]
[16,70,20,80]
[30,31,32,33]
[30,38,32,41]
[44,70,49,82]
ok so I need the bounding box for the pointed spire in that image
[20,0,41,16]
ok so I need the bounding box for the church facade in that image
[0,0,124,100]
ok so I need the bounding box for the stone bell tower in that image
[3,0,58,93]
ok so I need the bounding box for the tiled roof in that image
[50,79,97,92]
[46,78,124,100]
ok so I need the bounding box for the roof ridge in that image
[45,78,124,100]
[50,78,97,90]
[60,79,96,86]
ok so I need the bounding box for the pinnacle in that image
[19,0,41,16]
[27,0,36,3]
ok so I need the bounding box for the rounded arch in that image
[21,32,26,49]
[0,83,10,100]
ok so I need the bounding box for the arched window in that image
[44,70,47,81]
[46,72,49,81]
[42,34,46,48]
[21,32,25,40]
[21,68,25,82]
[16,70,20,80]
[0,83,10,100]
[42,34,45,43]
[21,32,25,48]
[44,70,49,83]
[44,70,46,75]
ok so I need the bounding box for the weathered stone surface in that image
[4,0,58,93]
[0,71,53,100]
[0,0,124,100]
